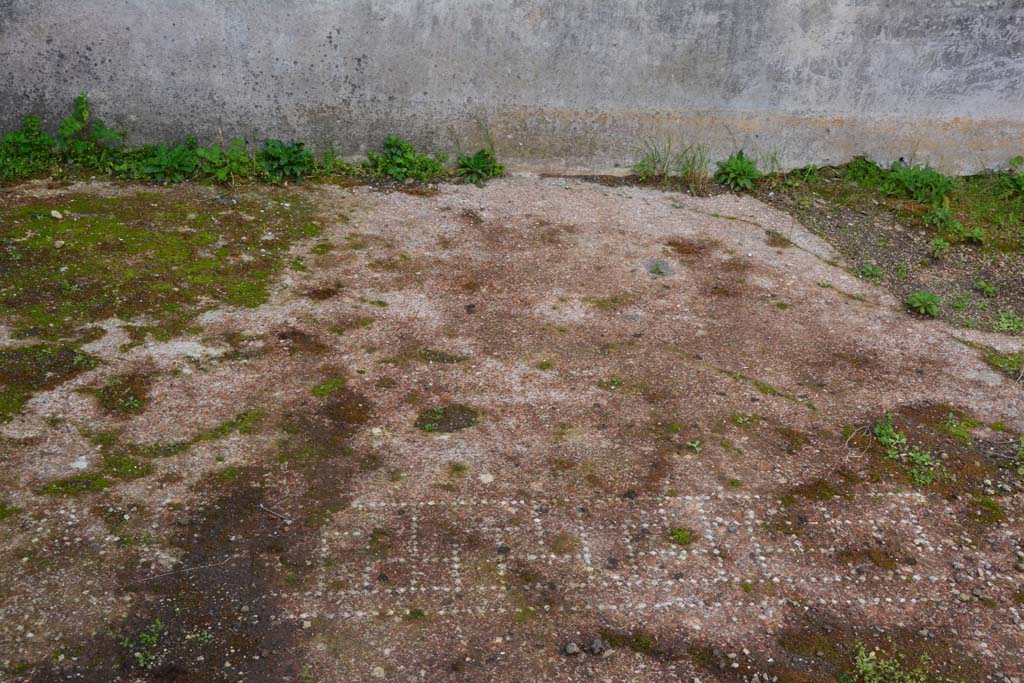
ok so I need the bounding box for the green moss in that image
[196,410,266,441]
[753,380,782,396]
[937,412,978,442]
[217,466,240,482]
[669,527,694,546]
[93,373,151,414]
[968,495,1006,525]
[985,350,1023,378]
[0,501,21,522]
[312,378,347,397]
[549,533,581,556]
[0,344,98,421]
[0,189,319,339]
[39,472,110,496]
[415,404,479,433]
[101,453,153,480]
[418,349,468,364]
[584,294,632,312]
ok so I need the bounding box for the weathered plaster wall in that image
[2,0,1023,173]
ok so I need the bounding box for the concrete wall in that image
[2,0,1023,174]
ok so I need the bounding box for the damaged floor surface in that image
[0,176,1022,682]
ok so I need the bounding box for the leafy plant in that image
[141,142,198,183]
[974,279,997,298]
[860,263,882,283]
[904,291,941,317]
[57,92,125,170]
[455,148,504,187]
[364,135,448,183]
[122,618,165,671]
[890,162,956,205]
[999,156,1024,199]
[873,413,907,456]
[994,310,1024,333]
[929,237,950,258]
[0,115,56,179]
[196,138,254,182]
[714,150,762,192]
[847,157,955,206]
[1011,436,1024,475]
[260,139,313,182]
[838,645,930,683]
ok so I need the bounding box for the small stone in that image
[372,666,386,678]
[50,210,63,220]
[564,642,581,656]
[1016,562,1024,573]
[622,490,638,500]
[478,473,495,484]
[302,620,312,629]
[589,639,608,655]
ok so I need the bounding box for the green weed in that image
[260,139,314,182]
[714,150,762,192]
[904,291,941,317]
[364,135,447,183]
[455,148,504,187]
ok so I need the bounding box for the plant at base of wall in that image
[0,115,56,179]
[58,92,126,171]
[142,140,199,183]
[455,149,505,187]
[714,151,762,192]
[260,139,314,183]
[196,138,257,182]
[364,135,448,184]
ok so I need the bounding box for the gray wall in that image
[2,0,1023,174]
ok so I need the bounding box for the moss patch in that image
[0,343,98,421]
[0,501,22,522]
[415,404,479,433]
[0,188,320,339]
[91,373,153,415]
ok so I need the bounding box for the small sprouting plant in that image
[632,138,676,180]
[455,148,504,187]
[873,413,907,456]
[364,135,448,183]
[948,292,970,311]
[905,447,939,485]
[311,377,346,397]
[904,291,941,317]
[714,150,762,192]
[838,644,930,683]
[921,206,958,232]
[929,237,950,258]
[860,263,882,284]
[999,156,1024,199]
[1011,436,1024,475]
[686,439,703,453]
[974,279,997,298]
[260,139,314,182]
[57,92,125,171]
[994,310,1024,333]
[669,527,694,546]
[122,618,164,671]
